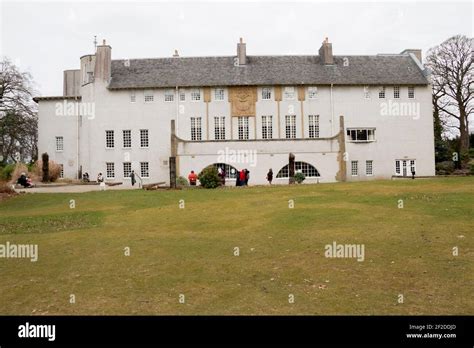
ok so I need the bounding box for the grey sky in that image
[1,1,472,96]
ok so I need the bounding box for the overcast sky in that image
[1,0,472,96]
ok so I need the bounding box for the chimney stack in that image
[319,37,334,65]
[400,49,422,64]
[94,39,112,82]
[237,37,246,65]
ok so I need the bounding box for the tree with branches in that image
[426,35,473,168]
[0,57,38,165]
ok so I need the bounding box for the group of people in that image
[16,172,34,188]
[84,171,137,186]
[187,167,275,186]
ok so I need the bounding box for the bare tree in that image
[426,35,473,168]
[0,57,38,164]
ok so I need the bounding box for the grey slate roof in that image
[108,55,429,89]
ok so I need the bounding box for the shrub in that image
[176,176,189,187]
[198,166,220,189]
[294,172,306,184]
[0,181,16,194]
[470,164,474,175]
[435,161,455,174]
[0,164,16,181]
[32,159,61,182]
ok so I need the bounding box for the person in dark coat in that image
[267,169,273,184]
[244,169,250,185]
[130,170,136,186]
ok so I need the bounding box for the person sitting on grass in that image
[188,170,197,186]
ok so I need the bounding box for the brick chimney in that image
[319,37,334,65]
[94,39,111,82]
[237,37,246,65]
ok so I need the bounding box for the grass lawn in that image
[0,178,473,315]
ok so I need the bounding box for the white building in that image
[34,38,435,186]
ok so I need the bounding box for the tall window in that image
[214,88,224,101]
[130,91,136,103]
[366,160,373,176]
[261,115,272,139]
[395,159,416,176]
[238,117,249,140]
[351,161,358,176]
[191,89,201,101]
[214,116,225,140]
[408,86,415,99]
[346,128,375,142]
[105,130,114,148]
[261,87,272,100]
[308,115,320,138]
[308,87,318,99]
[179,89,186,101]
[123,162,131,178]
[191,117,202,141]
[140,162,149,178]
[55,136,64,151]
[393,86,400,99]
[140,129,149,147]
[378,86,386,99]
[164,89,174,102]
[59,164,64,178]
[285,115,296,139]
[284,87,295,100]
[144,90,154,102]
[106,162,115,179]
[122,130,131,148]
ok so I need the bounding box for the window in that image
[346,128,375,142]
[308,87,318,99]
[55,136,64,151]
[261,115,273,139]
[366,160,373,176]
[140,129,149,148]
[59,164,64,178]
[130,91,136,103]
[144,90,154,102]
[395,159,416,176]
[214,116,225,140]
[410,160,416,174]
[122,130,131,148]
[105,130,114,148]
[179,90,186,101]
[87,72,94,83]
[393,86,400,99]
[123,162,131,178]
[140,162,149,178]
[164,89,174,102]
[308,115,320,138]
[261,87,272,100]
[408,86,415,99]
[276,161,320,178]
[284,87,295,100]
[191,89,201,101]
[351,161,358,176]
[238,117,249,140]
[378,86,386,99]
[364,86,370,99]
[285,115,296,139]
[191,117,202,141]
[106,162,115,179]
[214,88,224,101]
[395,160,401,175]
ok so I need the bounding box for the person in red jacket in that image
[188,170,198,186]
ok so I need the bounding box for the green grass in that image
[0,178,473,315]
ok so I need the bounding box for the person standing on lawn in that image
[267,168,273,184]
[130,170,136,186]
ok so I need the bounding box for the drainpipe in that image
[330,83,334,136]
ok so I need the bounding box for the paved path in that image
[14,183,141,194]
